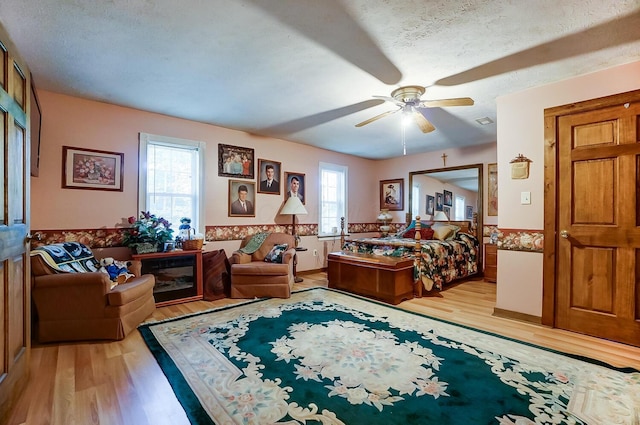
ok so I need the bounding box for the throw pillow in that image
[264,243,289,263]
[395,221,430,237]
[403,228,435,240]
[432,223,461,241]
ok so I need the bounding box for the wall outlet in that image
[521,191,531,205]
[313,249,318,256]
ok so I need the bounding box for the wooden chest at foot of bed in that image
[327,252,415,305]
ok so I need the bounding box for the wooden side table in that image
[484,243,497,283]
[294,247,308,283]
[132,249,203,306]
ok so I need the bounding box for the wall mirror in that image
[408,163,484,266]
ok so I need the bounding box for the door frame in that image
[542,89,640,327]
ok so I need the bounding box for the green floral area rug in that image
[139,288,639,425]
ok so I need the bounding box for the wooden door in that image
[543,90,640,347]
[0,28,32,422]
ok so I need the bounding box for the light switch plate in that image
[521,191,531,205]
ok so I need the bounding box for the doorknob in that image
[560,230,569,239]
[25,233,43,243]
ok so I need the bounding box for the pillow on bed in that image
[396,220,431,237]
[431,223,460,241]
[403,227,434,240]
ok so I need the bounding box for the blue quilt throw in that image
[140,288,639,425]
[30,242,100,273]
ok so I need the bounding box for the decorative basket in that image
[182,238,203,251]
[134,242,159,254]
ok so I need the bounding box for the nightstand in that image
[484,243,497,283]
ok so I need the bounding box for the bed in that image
[341,216,479,294]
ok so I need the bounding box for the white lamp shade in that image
[377,211,392,221]
[433,211,448,221]
[280,196,308,215]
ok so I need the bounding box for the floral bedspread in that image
[342,233,479,291]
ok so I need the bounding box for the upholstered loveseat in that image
[229,233,296,298]
[30,242,156,343]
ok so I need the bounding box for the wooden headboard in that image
[406,213,477,238]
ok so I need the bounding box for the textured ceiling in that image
[1,1,639,159]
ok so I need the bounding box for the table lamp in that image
[280,196,308,247]
[433,211,449,222]
[377,209,393,236]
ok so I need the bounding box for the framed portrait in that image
[380,179,404,211]
[426,195,435,216]
[443,206,451,218]
[218,144,255,179]
[466,205,474,220]
[62,146,124,191]
[488,162,498,216]
[284,172,305,204]
[228,180,256,217]
[257,159,281,195]
[443,189,453,206]
[435,192,444,211]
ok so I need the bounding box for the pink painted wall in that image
[31,90,498,271]
[32,91,378,228]
[495,60,640,316]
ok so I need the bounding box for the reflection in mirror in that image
[409,163,484,265]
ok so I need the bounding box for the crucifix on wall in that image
[441,153,448,166]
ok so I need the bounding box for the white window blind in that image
[138,133,205,234]
[319,162,347,237]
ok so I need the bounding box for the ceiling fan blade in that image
[373,95,404,106]
[246,0,402,85]
[355,109,399,127]
[413,111,436,133]
[420,97,474,108]
[259,99,385,135]
[434,10,640,86]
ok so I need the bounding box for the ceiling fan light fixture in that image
[356,85,473,134]
[401,105,413,126]
[391,85,425,103]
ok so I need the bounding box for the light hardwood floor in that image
[9,273,640,425]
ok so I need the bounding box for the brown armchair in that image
[229,233,296,298]
[31,243,156,343]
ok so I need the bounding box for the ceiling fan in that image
[355,85,474,133]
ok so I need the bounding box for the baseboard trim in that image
[492,307,542,325]
[297,268,327,275]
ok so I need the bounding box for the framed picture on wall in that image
[228,180,256,217]
[488,162,498,216]
[435,192,444,211]
[443,206,451,219]
[284,172,305,204]
[257,159,281,194]
[443,189,453,206]
[218,144,254,179]
[426,195,435,216]
[62,146,124,191]
[380,179,404,211]
[466,205,474,220]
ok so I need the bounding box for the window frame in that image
[138,132,206,235]
[454,194,465,221]
[318,162,348,238]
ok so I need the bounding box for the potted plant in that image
[122,211,174,254]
